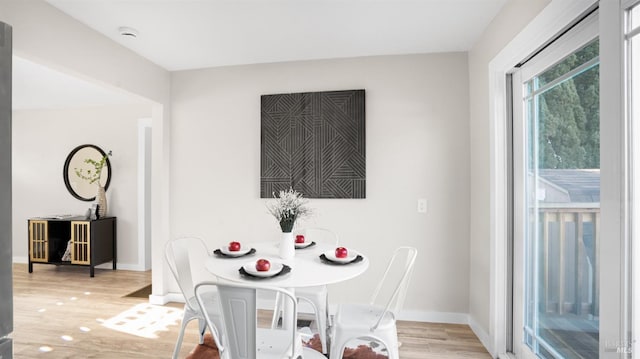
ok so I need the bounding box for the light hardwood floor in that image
[12,263,491,358]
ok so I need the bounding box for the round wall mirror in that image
[63,144,111,201]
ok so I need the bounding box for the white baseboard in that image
[326,304,468,325]
[12,256,27,263]
[149,293,184,305]
[161,292,467,325]
[95,262,146,271]
[397,309,468,324]
[468,314,494,357]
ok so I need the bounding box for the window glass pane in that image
[524,81,533,97]
[631,19,640,359]
[631,5,640,32]
[524,40,599,359]
[633,38,640,136]
[536,40,599,89]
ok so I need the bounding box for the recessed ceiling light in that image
[118,26,138,38]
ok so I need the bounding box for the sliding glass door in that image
[512,12,600,359]
[628,1,640,356]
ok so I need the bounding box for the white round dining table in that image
[205,241,369,288]
[204,240,369,330]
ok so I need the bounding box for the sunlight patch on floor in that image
[61,335,73,341]
[100,303,183,339]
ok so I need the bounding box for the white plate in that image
[295,241,315,249]
[219,246,252,257]
[242,261,284,277]
[323,249,359,263]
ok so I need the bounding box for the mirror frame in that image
[63,144,112,201]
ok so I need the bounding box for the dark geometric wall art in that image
[261,89,366,198]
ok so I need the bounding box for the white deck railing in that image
[535,203,599,318]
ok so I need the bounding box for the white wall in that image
[12,104,152,269]
[0,0,172,293]
[170,53,470,317]
[467,0,551,351]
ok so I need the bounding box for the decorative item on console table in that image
[267,188,312,260]
[75,150,112,218]
[96,186,107,218]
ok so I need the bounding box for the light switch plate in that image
[417,199,427,213]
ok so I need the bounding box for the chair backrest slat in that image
[369,247,417,331]
[196,282,298,359]
[165,237,209,312]
[218,286,257,359]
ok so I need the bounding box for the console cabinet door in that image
[28,220,48,262]
[70,221,91,265]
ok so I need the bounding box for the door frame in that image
[510,12,598,358]
[138,118,152,271]
[487,0,604,357]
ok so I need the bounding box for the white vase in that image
[96,185,107,218]
[279,232,295,260]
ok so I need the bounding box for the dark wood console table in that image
[28,216,117,277]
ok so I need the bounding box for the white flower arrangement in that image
[267,188,312,232]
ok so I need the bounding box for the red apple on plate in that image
[335,247,348,258]
[295,235,305,244]
[228,241,241,252]
[256,259,271,272]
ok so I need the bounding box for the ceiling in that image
[45,0,507,71]
[15,0,508,109]
[13,56,144,110]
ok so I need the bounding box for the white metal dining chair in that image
[165,237,223,359]
[329,246,417,359]
[272,227,338,354]
[195,281,326,359]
